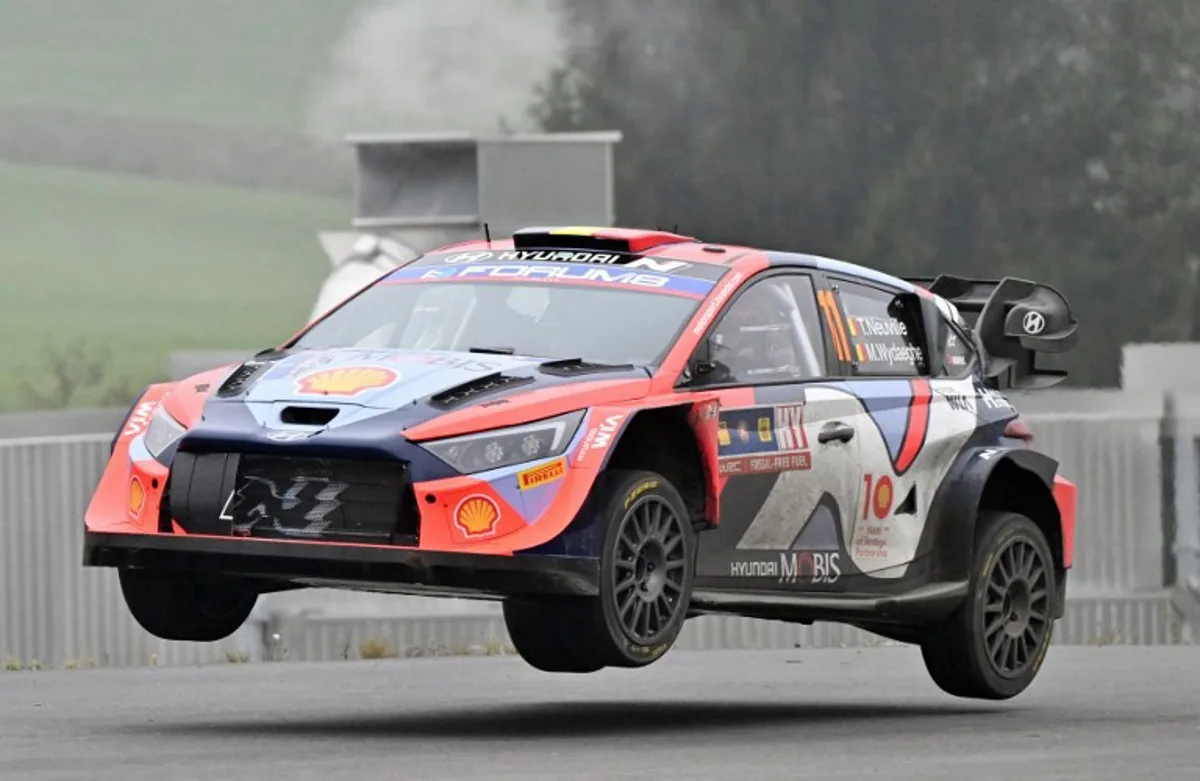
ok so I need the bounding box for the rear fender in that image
[922,446,1069,586]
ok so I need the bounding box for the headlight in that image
[422,410,586,474]
[144,406,186,463]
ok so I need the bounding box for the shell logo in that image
[295,366,398,397]
[454,495,500,538]
[872,475,894,520]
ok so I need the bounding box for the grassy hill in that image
[0,0,366,130]
[0,0,369,410]
[0,161,350,411]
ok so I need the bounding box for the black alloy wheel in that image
[919,510,1058,700]
[611,491,689,646]
[503,469,697,673]
[981,535,1051,678]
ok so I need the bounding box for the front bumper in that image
[83,531,600,598]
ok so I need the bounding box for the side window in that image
[936,319,977,377]
[835,281,929,377]
[696,274,828,385]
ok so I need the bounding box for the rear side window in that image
[835,281,929,376]
[936,320,977,377]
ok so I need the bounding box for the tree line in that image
[530,0,1200,386]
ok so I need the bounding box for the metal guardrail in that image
[0,388,1195,668]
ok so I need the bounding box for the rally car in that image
[84,226,1079,700]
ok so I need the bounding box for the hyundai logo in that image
[1021,310,1046,335]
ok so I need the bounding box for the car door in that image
[823,276,982,579]
[683,270,865,591]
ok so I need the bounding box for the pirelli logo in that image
[517,458,567,491]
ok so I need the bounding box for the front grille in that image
[168,452,419,545]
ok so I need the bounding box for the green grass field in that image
[0,161,350,411]
[0,0,366,129]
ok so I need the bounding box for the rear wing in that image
[905,275,1078,390]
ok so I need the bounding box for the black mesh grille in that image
[169,453,418,545]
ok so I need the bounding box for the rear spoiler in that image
[904,275,1078,390]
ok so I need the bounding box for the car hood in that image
[224,347,555,409]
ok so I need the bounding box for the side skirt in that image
[687,580,969,627]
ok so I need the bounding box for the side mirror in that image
[689,339,720,386]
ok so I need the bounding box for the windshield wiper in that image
[468,346,516,355]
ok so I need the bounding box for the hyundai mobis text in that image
[85,226,1079,699]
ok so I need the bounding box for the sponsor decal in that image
[978,387,1013,410]
[273,350,500,380]
[438,249,689,272]
[846,315,908,338]
[853,341,925,366]
[863,473,894,521]
[266,430,316,442]
[692,271,744,336]
[717,403,812,476]
[221,476,350,537]
[454,494,501,538]
[624,479,659,509]
[574,413,626,466]
[517,458,566,491]
[728,551,841,584]
[1022,310,1046,335]
[385,261,716,297]
[121,402,157,438]
[422,264,668,291]
[294,366,399,397]
[934,387,974,413]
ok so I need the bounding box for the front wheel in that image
[119,567,258,642]
[920,510,1057,700]
[504,469,697,672]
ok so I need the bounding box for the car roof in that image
[431,226,919,294]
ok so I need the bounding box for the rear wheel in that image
[504,469,697,672]
[119,567,258,642]
[920,511,1057,699]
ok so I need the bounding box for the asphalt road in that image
[1,646,1197,780]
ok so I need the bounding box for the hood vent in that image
[538,358,635,377]
[280,406,339,426]
[429,373,534,409]
[216,360,272,398]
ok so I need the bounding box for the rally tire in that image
[503,469,697,672]
[920,510,1057,700]
[502,598,607,673]
[118,567,258,643]
[595,469,697,667]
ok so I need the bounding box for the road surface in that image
[1,646,1196,780]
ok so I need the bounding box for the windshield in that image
[292,264,715,366]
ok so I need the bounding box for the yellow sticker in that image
[517,458,566,491]
[625,479,660,509]
[757,416,772,443]
[549,226,602,236]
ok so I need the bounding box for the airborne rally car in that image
[84,226,1079,700]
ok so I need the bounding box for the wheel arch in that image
[923,447,1069,615]
[520,400,717,557]
[604,403,715,530]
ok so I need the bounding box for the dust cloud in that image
[305,0,567,140]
